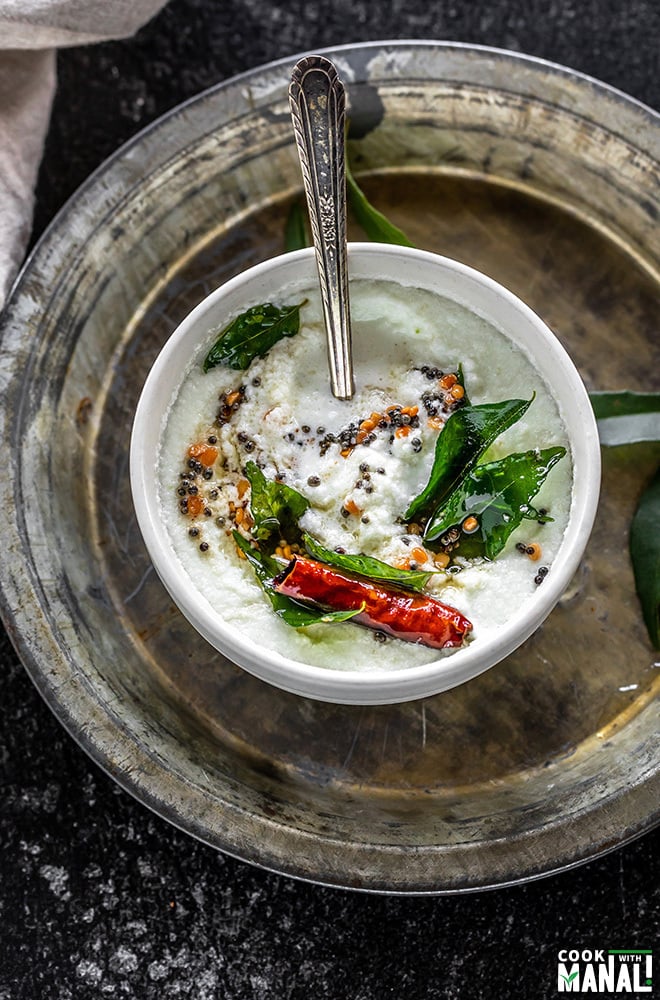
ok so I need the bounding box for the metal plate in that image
[0,42,658,893]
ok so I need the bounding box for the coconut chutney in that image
[156,278,572,671]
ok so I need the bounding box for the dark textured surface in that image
[2,1,659,997]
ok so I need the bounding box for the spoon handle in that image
[289,55,354,400]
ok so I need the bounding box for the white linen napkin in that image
[0,0,167,310]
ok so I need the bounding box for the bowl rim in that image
[130,242,601,703]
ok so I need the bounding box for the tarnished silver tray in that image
[0,42,658,893]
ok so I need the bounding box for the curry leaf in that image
[203,300,306,372]
[233,528,281,580]
[244,462,309,545]
[424,447,566,558]
[589,390,660,419]
[405,397,533,523]
[590,391,660,446]
[233,532,361,627]
[284,200,310,251]
[456,363,471,407]
[303,533,436,591]
[275,602,364,627]
[346,158,414,246]
[630,468,660,648]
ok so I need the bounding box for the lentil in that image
[189,442,218,467]
[187,495,204,517]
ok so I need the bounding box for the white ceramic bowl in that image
[130,244,600,704]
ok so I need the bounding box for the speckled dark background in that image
[2,1,659,997]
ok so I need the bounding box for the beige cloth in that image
[0,0,167,310]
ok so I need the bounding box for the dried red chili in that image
[273,556,472,649]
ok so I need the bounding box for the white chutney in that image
[157,278,572,671]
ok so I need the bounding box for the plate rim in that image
[0,40,658,894]
[5,39,659,314]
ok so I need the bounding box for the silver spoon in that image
[289,55,355,400]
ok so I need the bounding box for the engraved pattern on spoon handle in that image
[289,56,354,400]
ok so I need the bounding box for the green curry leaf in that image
[405,397,533,523]
[630,468,660,648]
[244,461,310,546]
[424,447,566,558]
[284,200,310,252]
[456,363,471,407]
[589,390,660,420]
[590,391,660,447]
[303,533,436,591]
[203,300,306,372]
[346,158,414,246]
